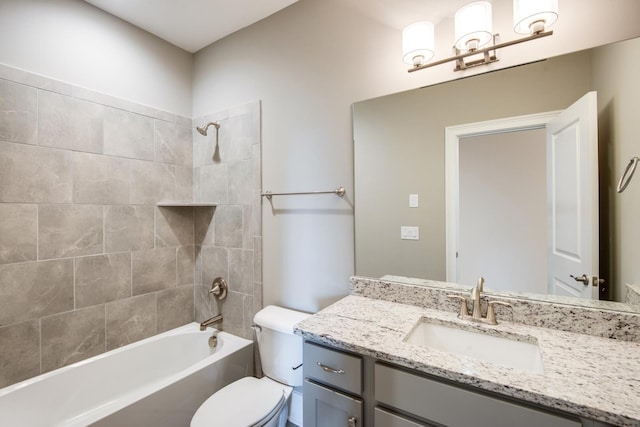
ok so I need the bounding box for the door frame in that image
[444,111,561,282]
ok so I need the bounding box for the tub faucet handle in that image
[209,277,228,301]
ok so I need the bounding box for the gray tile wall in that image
[193,101,263,340]
[0,71,216,390]
[0,68,262,389]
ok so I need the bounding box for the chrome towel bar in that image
[261,186,345,200]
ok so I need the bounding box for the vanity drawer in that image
[304,342,362,395]
[375,407,433,427]
[375,363,581,427]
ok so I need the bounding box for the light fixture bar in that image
[408,30,552,73]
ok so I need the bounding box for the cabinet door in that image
[304,379,363,427]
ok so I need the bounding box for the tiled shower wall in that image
[192,102,262,341]
[0,65,262,388]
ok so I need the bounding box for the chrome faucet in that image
[200,314,223,331]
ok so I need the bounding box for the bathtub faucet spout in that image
[200,314,223,331]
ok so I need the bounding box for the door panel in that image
[546,91,599,299]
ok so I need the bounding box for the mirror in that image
[353,36,640,312]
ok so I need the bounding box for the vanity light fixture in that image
[403,0,558,73]
[402,21,435,66]
[454,1,493,53]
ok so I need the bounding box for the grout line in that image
[102,205,106,255]
[129,251,133,298]
[35,88,39,146]
[72,257,76,310]
[38,318,42,374]
[35,204,39,261]
[154,292,158,334]
[153,204,157,249]
[103,303,107,352]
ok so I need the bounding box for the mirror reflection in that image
[353,36,640,310]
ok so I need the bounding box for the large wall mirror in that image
[353,36,640,312]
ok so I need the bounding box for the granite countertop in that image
[295,295,640,426]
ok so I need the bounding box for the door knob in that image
[570,274,589,285]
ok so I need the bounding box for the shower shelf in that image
[156,202,217,207]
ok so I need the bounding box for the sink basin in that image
[404,320,544,374]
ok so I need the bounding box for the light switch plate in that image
[401,226,419,240]
[409,194,419,208]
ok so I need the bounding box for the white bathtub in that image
[0,322,253,427]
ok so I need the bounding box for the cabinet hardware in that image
[348,416,357,427]
[317,362,345,374]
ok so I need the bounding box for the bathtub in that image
[0,323,253,427]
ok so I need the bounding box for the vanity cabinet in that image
[375,363,581,427]
[303,341,607,427]
[303,342,363,427]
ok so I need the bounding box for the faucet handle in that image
[209,277,228,301]
[486,300,512,325]
[447,294,469,317]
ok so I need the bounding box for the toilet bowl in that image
[191,377,292,427]
[191,306,310,427]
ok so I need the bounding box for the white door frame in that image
[444,111,562,282]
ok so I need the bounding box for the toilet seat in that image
[191,377,290,427]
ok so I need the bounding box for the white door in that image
[546,91,599,299]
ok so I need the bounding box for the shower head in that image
[196,122,220,136]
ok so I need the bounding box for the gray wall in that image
[591,38,640,301]
[192,0,640,313]
[353,51,592,280]
[459,130,547,293]
[0,0,193,117]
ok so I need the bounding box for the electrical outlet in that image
[409,194,419,207]
[401,226,419,240]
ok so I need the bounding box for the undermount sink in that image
[404,319,544,374]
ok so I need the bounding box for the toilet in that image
[191,305,310,427]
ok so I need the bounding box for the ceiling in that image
[83,0,301,53]
[83,0,478,53]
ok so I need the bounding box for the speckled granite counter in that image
[295,295,640,426]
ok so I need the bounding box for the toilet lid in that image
[191,377,286,427]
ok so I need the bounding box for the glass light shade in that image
[454,1,493,52]
[513,0,558,34]
[402,21,435,66]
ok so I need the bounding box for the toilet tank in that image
[253,305,311,387]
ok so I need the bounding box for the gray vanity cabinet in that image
[302,341,609,427]
[375,363,581,427]
[303,342,364,427]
